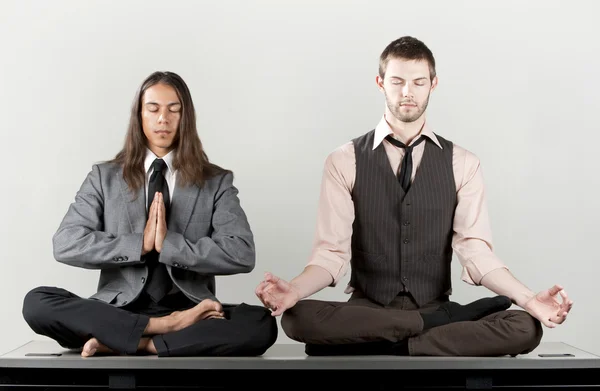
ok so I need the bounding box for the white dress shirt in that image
[144,148,176,210]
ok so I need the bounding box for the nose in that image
[401,84,413,98]
[157,110,169,124]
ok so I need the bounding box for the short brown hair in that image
[379,36,436,80]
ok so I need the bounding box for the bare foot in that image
[81,338,113,357]
[143,299,225,335]
[196,299,226,320]
[143,338,157,354]
[135,337,158,355]
[168,299,224,332]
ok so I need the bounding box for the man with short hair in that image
[255,36,572,356]
[23,71,277,357]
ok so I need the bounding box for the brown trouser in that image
[281,291,543,356]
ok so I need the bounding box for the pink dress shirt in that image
[305,115,509,294]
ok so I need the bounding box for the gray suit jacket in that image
[52,162,255,307]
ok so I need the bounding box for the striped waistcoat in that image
[349,130,457,307]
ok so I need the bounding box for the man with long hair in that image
[255,36,573,356]
[22,71,277,357]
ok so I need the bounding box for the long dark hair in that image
[110,71,227,192]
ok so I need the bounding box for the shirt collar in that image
[372,114,443,150]
[144,148,175,175]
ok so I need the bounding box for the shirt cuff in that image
[306,255,348,286]
[460,255,509,285]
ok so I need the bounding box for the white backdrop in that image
[1,0,598,355]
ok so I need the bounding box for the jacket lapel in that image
[168,183,200,233]
[119,172,147,233]
[118,169,201,234]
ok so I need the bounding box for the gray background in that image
[1,0,597,355]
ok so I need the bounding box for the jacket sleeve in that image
[159,171,255,275]
[52,164,144,269]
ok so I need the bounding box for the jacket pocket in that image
[89,289,121,304]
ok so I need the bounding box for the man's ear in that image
[430,76,438,92]
[376,75,385,92]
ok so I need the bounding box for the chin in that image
[151,142,174,151]
[154,138,174,147]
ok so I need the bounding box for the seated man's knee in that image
[22,286,52,326]
[281,310,298,339]
[229,306,277,356]
[22,286,65,329]
[250,313,278,355]
[281,301,320,342]
[510,311,544,354]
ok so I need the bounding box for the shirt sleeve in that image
[452,146,509,285]
[305,142,356,285]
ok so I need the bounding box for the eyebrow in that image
[144,101,181,106]
[389,76,428,81]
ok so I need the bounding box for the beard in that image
[385,91,430,123]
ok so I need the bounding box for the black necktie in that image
[385,135,426,193]
[147,159,170,220]
[145,158,172,303]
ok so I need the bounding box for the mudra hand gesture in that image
[523,284,573,328]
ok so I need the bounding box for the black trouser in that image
[22,286,278,357]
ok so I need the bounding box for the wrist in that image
[289,282,303,302]
[516,291,536,308]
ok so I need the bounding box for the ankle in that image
[137,337,149,352]
[392,339,409,355]
[145,338,157,354]
[420,306,451,330]
[145,316,174,335]
[161,316,176,334]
